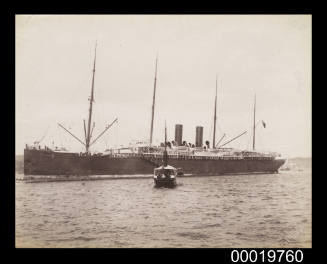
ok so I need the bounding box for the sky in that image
[15,15,311,158]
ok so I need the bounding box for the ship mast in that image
[149,56,158,147]
[213,75,217,149]
[58,43,117,152]
[252,94,256,151]
[163,120,168,167]
[86,42,97,153]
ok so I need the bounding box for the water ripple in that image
[16,171,311,248]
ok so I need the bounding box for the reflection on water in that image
[15,171,311,248]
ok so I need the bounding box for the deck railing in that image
[25,145,275,160]
[103,152,274,160]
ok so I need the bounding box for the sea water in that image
[15,169,311,248]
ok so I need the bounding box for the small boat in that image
[153,122,178,188]
[154,165,177,188]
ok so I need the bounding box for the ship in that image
[23,44,286,178]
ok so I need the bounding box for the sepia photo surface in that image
[15,15,311,248]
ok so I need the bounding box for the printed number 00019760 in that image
[231,250,304,263]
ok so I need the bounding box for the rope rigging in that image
[34,125,50,145]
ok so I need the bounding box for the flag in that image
[262,120,266,128]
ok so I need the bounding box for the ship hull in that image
[24,149,286,176]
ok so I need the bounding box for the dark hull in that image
[24,149,286,176]
[154,178,177,188]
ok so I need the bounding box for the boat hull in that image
[154,178,177,188]
[24,149,286,176]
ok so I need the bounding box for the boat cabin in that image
[153,165,177,187]
[154,165,177,178]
